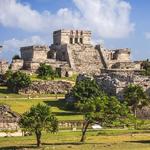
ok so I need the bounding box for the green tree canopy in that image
[19,103,58,147]
[68,78,130,142]
[12,54,21,60]
[78,96,130,142]
[38,63,55,80]
[3,69,13,81]
[141,59,150,76]
[7,71,31,93]
[124,84,148,118]
[71,78,104,102]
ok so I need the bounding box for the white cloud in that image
[73,0,134,38]
[0,0,134,38]
[145,32,150,39]
[3,36,45,50]
[0,36,47,61]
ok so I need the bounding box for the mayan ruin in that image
[0,29,146,99]
[8,29,142,75]
[0,0,150,149]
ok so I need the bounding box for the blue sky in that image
[0,0,150,61]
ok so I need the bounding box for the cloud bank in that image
[0,0,134,60]
[0,36,45,61]
[0,0,134,38]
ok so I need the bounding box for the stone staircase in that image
[66,44,103,75]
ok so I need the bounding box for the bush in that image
[12,55,21,60]
[7,71,31,93]
[4,69,13,80]
[38,63,55,80]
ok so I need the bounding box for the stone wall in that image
[10,59,23,71]
[0,60,9,74]
[95,72,150,100]
[0,105,20,131]
[21,45,49,62]
[66,44,103,75]
[19,80,72,95]
[53,29,91,45]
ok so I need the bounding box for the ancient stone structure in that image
[19,80,72,95]
[76,73,150,100]
[0,46,9,74]
[0,60,9,74]
[0,105,20,131]
[10,29,141,77]
[10,59,24,71]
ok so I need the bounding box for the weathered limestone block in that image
[0,60,9,74]
[10,59,23,71]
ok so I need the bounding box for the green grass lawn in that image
[30,73,77,83]
[0,86,65,98]
[0,130,150,150]
[0,98,83,121]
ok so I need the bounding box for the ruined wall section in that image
[0,60,9,74]
[66,44,103,75]
[95,71,150,100]
[10,59,24,71]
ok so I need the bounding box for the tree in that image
[69,79,104,106]
[124,84,148,118]
[3,69,13,81]
[77,96,130,142]
[141,59,150,76]
[7,71,31,93]
[68,78,130,142]
[19,103,58,147]
[38,63,55,80]
[12,54,21,60]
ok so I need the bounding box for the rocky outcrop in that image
[96,73,150,100]
[74,73,150,100]
[19,80,72,95]
[0,105,20,131]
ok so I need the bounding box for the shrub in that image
[12,55,21,60]
[7,71,31,93]
[38,63,55,80]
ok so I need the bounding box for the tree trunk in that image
[35,130,41,147]
[80,120,89,142]
[134,108,137,129]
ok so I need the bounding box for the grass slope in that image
[0,98,83,121]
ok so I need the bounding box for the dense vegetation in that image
[141,59,150,76]
[6,71,31,93]
[12,54,21,60]
[38,63,55,80]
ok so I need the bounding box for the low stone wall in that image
[19,80,72,95]
[0,122,19,131]
[59,120,83,129]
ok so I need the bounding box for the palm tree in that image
[19,103,58,147]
